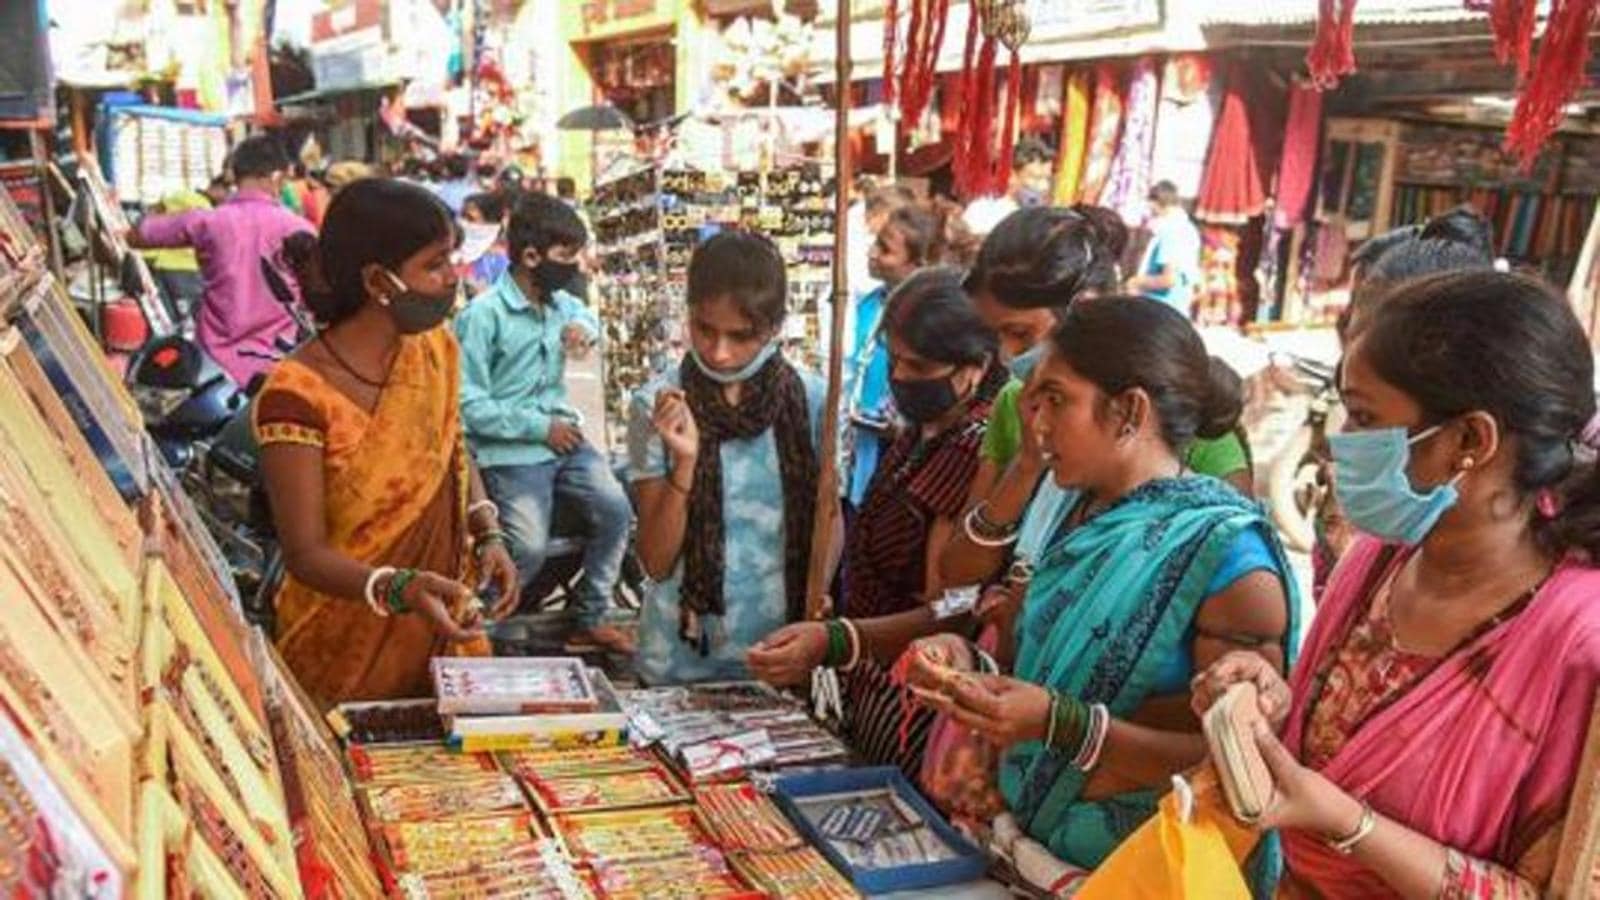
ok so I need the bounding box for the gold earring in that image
[1460,456,1476,471]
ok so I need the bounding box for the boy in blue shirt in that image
[456,193,635,653]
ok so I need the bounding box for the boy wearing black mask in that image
[456,193,636,654]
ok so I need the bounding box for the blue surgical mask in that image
[1329,424,1464,545]
[689,339,780,385]
[1008,343,1044,381]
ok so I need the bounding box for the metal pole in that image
[804,0,853,620]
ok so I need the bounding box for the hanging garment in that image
[1149,54,1219,200]
[1194,226,1244,327]
[1077,64,1126,205]
[1195,64,1269,226]
[1102,58,1162,228]
[1052,69,1093,205]
[1273,84,1324,230]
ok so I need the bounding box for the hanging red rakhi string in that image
[952,6,988,197]
[883,0,900,110]
[992,49,1024,195]
[1504,0,1600,167]
[988,3,1032,196]
[1479,0,1538,76]
[900,0,952,131]
[1307,0,1359,88]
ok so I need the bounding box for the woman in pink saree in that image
[1196,270,1600,898]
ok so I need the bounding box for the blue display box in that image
[772,766,987,894]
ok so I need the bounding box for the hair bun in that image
[1196,356,1244,440]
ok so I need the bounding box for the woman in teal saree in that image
[919,297,1300,882]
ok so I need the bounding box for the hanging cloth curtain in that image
[1273,82,1325,230]
[1101,58,1162,228]
[1148,54,1219,201]
[1194,65,1268,226]
[1077,64,1126,204]
[1052,69,1093,205]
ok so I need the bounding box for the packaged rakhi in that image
[382,813,542,873]
[332,699,447,745]
[553,807,711,864]
[433,657,597,716]
[365,773,528,822]
[588,848,759,900]
[348,744,500,784]
[732,847,861,900]
[694,782,803,852]
[502,745,656,783]
[398,840,591,900]
[530,765,690,813]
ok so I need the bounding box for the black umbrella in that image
[557,104,634,132]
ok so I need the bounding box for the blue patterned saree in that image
[999,476,1300,873]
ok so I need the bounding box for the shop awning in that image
[276,81,397,106]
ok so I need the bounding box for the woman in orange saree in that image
[255,179,518,707]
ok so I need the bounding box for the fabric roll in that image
[1076,63,1126,205]
[1101,58,1161,228]
[1051,69,1093,205]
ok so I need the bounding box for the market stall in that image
[0,162,1006,897]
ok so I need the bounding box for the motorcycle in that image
[1263,353,1342,556]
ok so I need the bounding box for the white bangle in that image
[962,505,1020,548]
[1075,703,1111,771]
[839,618,862,672]
[364,566,397,617]
[467,499,499,522]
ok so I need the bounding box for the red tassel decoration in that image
[991,48,1024,196]
[901,0,951,130]
[954,7,996,199]
[1486,0,1539,76]
[902,0,923,113]
[882,0,899,109]
[1505,0,1600,168]
[1307,0,1359,87]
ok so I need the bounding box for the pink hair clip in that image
[1537,489,1561,520]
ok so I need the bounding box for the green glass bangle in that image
[824,620,848,668]
[1050,692,1088,754]
[386,568,418,614]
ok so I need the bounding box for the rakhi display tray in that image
[432,657,599,716]
[772,767,986,895]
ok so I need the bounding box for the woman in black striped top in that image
[749,267,1005,778]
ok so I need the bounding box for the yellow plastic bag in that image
[1076,769,1257,900]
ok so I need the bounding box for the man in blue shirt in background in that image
[456,193,635,654]
[1127,179,1202,316]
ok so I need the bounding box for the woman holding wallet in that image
[1194,270,1600,899]
[750,297,1300,882]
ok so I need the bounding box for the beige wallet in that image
[1203,682,1276,823]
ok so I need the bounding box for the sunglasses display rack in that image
[105,105,230,209]
[589,164,839,436]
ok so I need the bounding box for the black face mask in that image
[532,259,581,296]
[890,373,962,424]
[383,271,455,334]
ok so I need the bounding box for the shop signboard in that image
[573,0,677,42]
